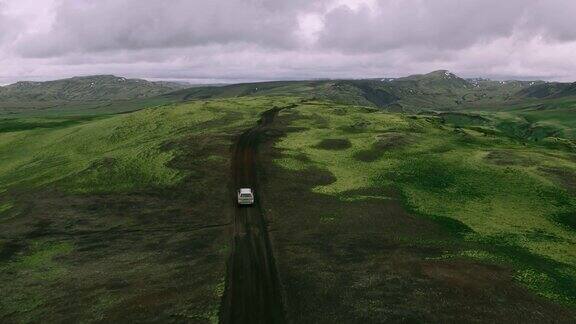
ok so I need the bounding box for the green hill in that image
[394,70,471,89]
[517,82,576,99]
[0,75,188,101]
[163,70,544,112]
[518,82,570,98]
[0,75,189,110]
[1,71,576,322]
[558,83,576,97]
[1,71,571,118]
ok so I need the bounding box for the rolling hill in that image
[518,82,576,99]
[393,69,471,89]
[1,70,576,322]
[0,75,190,113]
[2,71,574,118]
[0,75,188,102]
[160,70,548,112]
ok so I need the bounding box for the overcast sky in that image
[1,0,576,84]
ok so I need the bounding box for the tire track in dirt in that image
[220,107,288,324]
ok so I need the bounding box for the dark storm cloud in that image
[2,0,576,83]
[0,5,22,45]
[16,0,316,57]
[522,0,576,42]
[317,0,576,52]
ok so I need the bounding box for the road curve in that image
[220,107,286,324]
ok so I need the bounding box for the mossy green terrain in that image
[274,101,576,305]
[0,96,297,322]
[1,74,576,321]
[0,97,295,193]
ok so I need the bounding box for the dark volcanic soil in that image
[0,131,235,323]
[220,107,286,324]
[258,108,576,323]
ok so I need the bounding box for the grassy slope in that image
[455,90,576,142]
[146,73,547,114]
[274,102,576,305]
[0,75,187,105]
[0,78,575,320]
[0,96,299,195]
[0,93,180,118]
[0,96,297,322]
[3,70,570,118]
[7,69,565,120]
[0,75,192,118]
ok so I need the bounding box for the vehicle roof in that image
[239,188,253,194]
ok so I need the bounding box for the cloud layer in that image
[1,0,576,84]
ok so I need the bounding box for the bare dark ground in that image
[4,105,575,323]
[220,107,287,324]
[0,124,238,322]
[258,108,576,323]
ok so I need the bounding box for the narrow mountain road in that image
[220,107,287,324]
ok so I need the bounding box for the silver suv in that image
[237,188,255,205]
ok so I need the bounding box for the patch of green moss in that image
[320,214,340,223]
[88,291,122,322]
[0,240,73,319]
[0,97,298,194]
[0,201,12,214]
[273,101,576,306]
[3,240,73,280]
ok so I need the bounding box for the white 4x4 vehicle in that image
[237,188,255,205]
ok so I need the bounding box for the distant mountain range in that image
[1,71,575,114]
[0,75,189,103]
[516,81,576,99]
[163,70,575,112]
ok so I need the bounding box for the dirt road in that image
[220,107,286,324]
